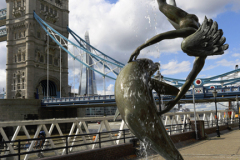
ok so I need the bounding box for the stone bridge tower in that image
[6,0,69,99]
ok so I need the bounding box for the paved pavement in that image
[122,127,240,160]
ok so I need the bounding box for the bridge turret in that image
[6,0,69,99]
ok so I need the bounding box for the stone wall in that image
[0,99,80,121]
[42,143,135,160]
[0,99,41,121]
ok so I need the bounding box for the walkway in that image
[124,127,240,160]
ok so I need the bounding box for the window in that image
[18,54,21,62]
[23,31,25,37]
[15,33,17,39]
[15,55,17,62]
[22,72,24,76]
[17,75,20,83]
[45,6,48,12]
[22,79,24,89]
[49,55,52,64]
[22,54,25,61]
[56,0,61,5]
[17,84,20,90]
[37,31,41,39]
[17,1,21,8]
[54,58,58,66]
[21,32,24,38]
[41,4,44,10]
[50,8,53,14]
[54,10,57,16]
[40,55,44,63]
[19,32,21,38]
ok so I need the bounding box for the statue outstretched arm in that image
[128,27,196,62]
[158,56,206,115]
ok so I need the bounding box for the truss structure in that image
[34,12,124,81]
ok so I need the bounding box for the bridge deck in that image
[132,128,240,160]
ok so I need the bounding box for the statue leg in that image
[168,0,176,6]
[157,0,188,25]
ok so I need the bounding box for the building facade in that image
[6,0,69,99]
[78,31,97,96]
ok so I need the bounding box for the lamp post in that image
[192,85,198,140]
[212,88,220,137]
[236,95,240,130]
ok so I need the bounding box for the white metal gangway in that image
[0,110,236,160]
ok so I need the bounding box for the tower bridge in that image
[0,1,240,101]
[0,0,239,118]
[0,1,240,160]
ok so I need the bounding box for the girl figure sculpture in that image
[115,1,228,159]
[115,0,228,160]
[128,0,228,114]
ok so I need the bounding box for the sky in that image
[0,0,240,111]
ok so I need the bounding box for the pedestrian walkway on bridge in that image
[125,127,240,160]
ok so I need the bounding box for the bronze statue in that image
[115,0,228,159]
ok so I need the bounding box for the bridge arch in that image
[35,76,60,98]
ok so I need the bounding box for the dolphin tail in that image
[150,78,179,96]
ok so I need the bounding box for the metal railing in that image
[0,129,134,160]
[165,123,192,135]
[0,110,237,160]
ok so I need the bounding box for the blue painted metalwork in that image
[34,12,240,89]
[41,86,240,107]
[0,8,6,20]
[67,27,124,66]
[34,12,124,80]
[67,27,122,76]
[163,68,240,87]
[0,27,6,37]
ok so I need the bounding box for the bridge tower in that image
[6,0,69,99]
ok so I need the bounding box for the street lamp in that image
[192,85,198,140]
[236,95,240,130]
[212,88,220,137]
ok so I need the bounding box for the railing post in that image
[98,132,101,148]
[123,130,125,143]
[18,140,20,160]
[66,136,68,154]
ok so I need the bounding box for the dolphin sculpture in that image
[115,58,183,160]
[114,0,228,159]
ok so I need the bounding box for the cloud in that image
[98,83,114,95]
[0,69,6,92]
[0,2,6,8]
[161,60,191,75]
[203,65,218,71]
[216,59,240,67]
[2,0,240,98]
[232,53,240,57]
